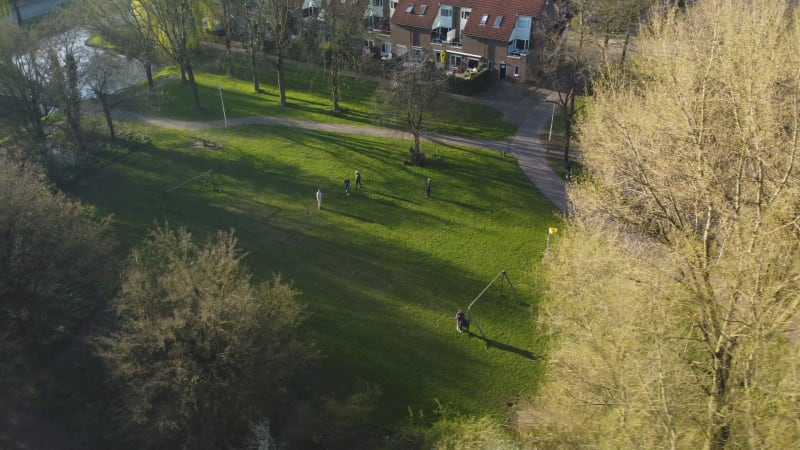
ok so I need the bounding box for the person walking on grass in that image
[355,170,363,189]
[316,188,323,210]
[344,177,351,196]
[426,178,432,198]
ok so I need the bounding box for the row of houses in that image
[302,0,562,80]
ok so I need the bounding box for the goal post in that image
[160,169,218,208]
[466,270,522,338]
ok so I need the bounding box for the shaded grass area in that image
[130,57,517,140]
[62,123,559,427]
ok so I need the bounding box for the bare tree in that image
[78,0,161,93]
[238,0,269,93]
[533,9,595,169]
[318,0,363,113]
[0,25,54,144]
[377,62,447,164]
[209,0,241,77]
[264,0,304,106]
[84,51,129,139]
[41,21,87,151]
[534,1,800,449]
[574,0,654,65]
[240,0,304,103]
[135,0,204,111]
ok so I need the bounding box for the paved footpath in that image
[112,89,567,213]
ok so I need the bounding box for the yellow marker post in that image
[545,227,558,255]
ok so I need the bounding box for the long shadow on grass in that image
[467,331,540,361]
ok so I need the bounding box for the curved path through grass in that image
[111,87,568,213]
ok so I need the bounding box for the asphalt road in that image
[13,0,71,22]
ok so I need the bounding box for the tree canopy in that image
[0,154,115,364]
[99,226,316,449]
[536,1,800,448]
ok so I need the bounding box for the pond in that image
[45,28,145,99]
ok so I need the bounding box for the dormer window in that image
[493,16,503,27]
[480,14,489,25]
[406,4,414,13]
[419,4,428,15]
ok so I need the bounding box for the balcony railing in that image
[507,49,530,57]
[430,38,463,48]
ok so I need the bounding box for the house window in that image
[419,4,428,15]
[440,6,452,17]
[381,42,392,56]
[514,65,519,76]
[480,14,489,25]
[461,10,470,20]
[406,4,414,13]
[397,44,407,56]
[411,46,423,61]
[516,16,531,28]
[391,0,398,8]
[494,16,503,28]
[373,0,383,6]
[449,53,462,68]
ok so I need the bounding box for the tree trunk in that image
[99,94,115,140]
[185,62,202,111]
[180,65,187,83]
[331,68,340,113]
[707,341,734,450]
[277,54,287,106]
[621,29,632,66]
[11,1,22,26]
[250,48,260,93]
[145,61,155,92]
[563,95,575,167]
[225,35,233,77]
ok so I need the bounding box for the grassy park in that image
[133,58,518,141]
[20,51,565,443]
[64,120,558,427]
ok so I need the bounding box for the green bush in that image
[447,68,491,95]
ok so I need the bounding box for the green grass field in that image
[130,58,517,141]
[63,122,560,427]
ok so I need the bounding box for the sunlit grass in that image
[128,58,517,140]
[63,123,560,426]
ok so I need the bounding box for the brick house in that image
[388,0,557,80]
[303,0,395,59]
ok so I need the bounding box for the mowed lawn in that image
[64,123,559,426]
[133,60,518,141]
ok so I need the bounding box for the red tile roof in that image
[391,0,546,42]
[463,0,546,41]
[391,0,440,29]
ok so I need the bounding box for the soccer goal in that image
[466,270,522,338]
[160,169,219,208]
